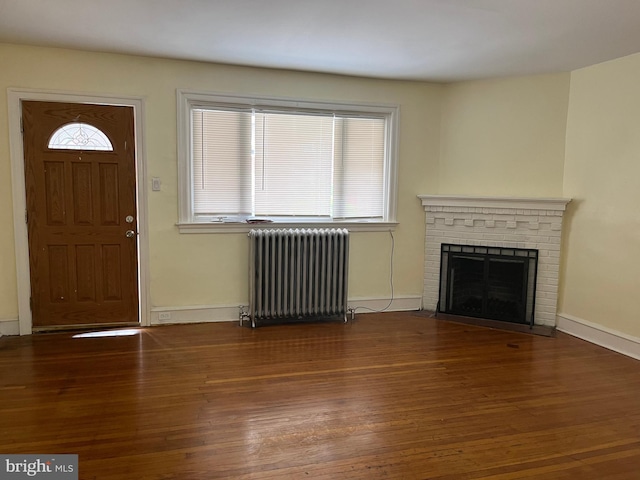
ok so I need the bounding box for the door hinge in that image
[25,210,28,224]
[29,297,33,311]
[20,117,24,134]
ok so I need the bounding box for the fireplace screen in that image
[438,244,538,326]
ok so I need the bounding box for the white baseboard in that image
[556,313,640,361]
[348,296,422,314]
[0,319,20,336]
[150,304,243,325]
[1,296,423,334]
[149,296,422,326]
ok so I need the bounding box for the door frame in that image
[8,89,150,334]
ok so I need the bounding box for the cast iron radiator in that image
[245,228,349,327]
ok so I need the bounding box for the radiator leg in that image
[239,305,250,327]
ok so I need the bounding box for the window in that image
[178,91,398,231]
[48,122,113,151]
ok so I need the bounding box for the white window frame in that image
[177,90,399,233]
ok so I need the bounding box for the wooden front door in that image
[22,101,139,329]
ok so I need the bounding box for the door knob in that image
[125,230,135,238]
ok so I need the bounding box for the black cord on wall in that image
[350,229,395,314]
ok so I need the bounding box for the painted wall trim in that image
[176,221,399,234]
[151,305,243,325]
[7,88,150,334]
[150,296,422,326]
[348,296,422,314]
[557,312,640,361]
[0,319,20,336]
[418,195,571,211]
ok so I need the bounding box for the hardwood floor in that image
[1,312,640,479]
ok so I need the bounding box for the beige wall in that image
[6,42,636,341]
[439,74,570,197]
[560,53,640,337]
[0,43,441,322]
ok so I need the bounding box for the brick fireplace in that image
[419,195,571,326]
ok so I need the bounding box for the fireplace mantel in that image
[418,194,571,327]
[418,195,571,211]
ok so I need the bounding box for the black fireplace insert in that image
[438,244,538,326]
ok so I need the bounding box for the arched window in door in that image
[48,122,114,151]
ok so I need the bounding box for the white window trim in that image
[176,90,399,233]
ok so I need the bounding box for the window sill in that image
[176,220,398,234]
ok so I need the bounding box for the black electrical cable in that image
[351,229,395,314]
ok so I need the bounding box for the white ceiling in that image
[2,0,640,82]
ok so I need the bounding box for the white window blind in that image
[254,112,334,217]
[192,109,252,215]
[333,116,385,219]
[186,97,395,224]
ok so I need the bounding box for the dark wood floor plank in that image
[1,312,640,479]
